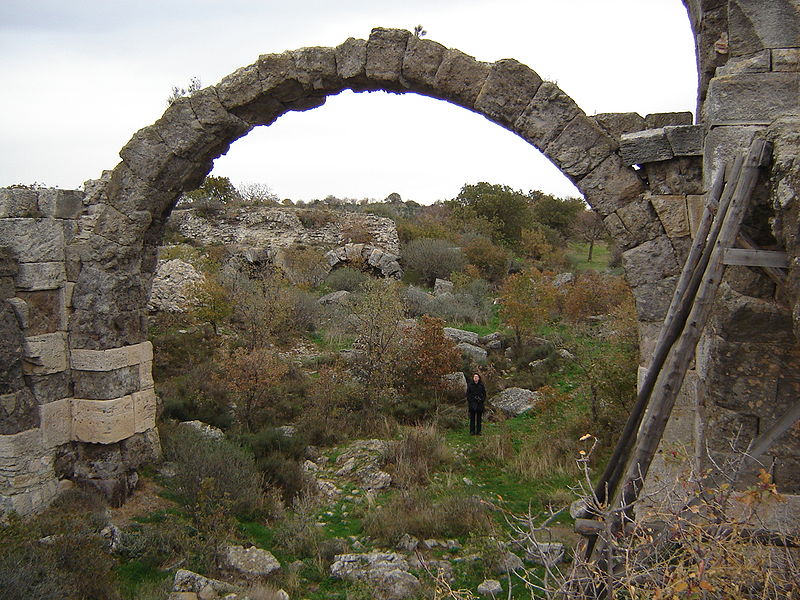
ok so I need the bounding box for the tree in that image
[185,175,241,213]
[462,236,511,283]
[448,182,533,246]
[214,347,290,432]
[528,191,585,237]
[572,210,607,262]
[499,268,557,346]
[400,315,461,393]
[189,276,233,335]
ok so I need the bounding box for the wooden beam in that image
[723,248,789,268]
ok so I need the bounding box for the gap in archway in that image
[211,89,582,205]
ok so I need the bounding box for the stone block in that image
[644,112,693,128]
[433,48,490,109]
[686,195,706,238]
[365,28,410,86]
[22,332,67,375]
[728,0,800,56]
[291,46,339,93]
[650,195,690,238]
[0,188,41,218]
[0,218,65,263]
[644,156,704,195]
[0,388,38,434]
[401,36,446,89]
[37,189,83,219]
[73,365,140,400]
[772,48,800,72]
[631,276,677,322]
[663,407,697,445]
[593,112,646,138]
[217,61,282,126]
[704,403,759,452]
[336,37,367,82]
[70,341,152,371]
[0,427,43,460]
[619,128,673,165]
[26,371,71,404]
[514,82,582,148]
[716,50,771,75]
[615,197,664,246]
[664,125,703,156]
[622,235,679,287]
[15,262,66,291]
[7,297,28,329]
[69,308,146,350]
[139,360,155,390]
[702,125,765,189]
[715,286,796,344]
[474,59,542,127]
[706,73,800,124]
[16,290,64,335]
[40,398,72,448]
[72,396,135,444]
[545,114,616,179]
[133,389,157,434]
[578,153,645,217]
[153,97,225,161]
[637,322,662,367]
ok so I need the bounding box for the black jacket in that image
[466,379,486,412]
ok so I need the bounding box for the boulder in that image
[492,550,524,574]
[490,388,542,417]
[330,552,420,600]
[552,272,575,287]
[478,331,504,349]
[221,544,281,579]
[179,420,224,441]
[457,342,488,364]
[173,569,238,596]
[477,579,503,597]
[318,290,352,305]
[148,259,203,313]
[433,278,454,296]
[442,372,467,396]
[443,327,480,345]
[524,542,565,568]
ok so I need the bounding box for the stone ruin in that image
[1,2,799,533]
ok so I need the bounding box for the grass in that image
[567,240,613,272]
[115,561,170,600]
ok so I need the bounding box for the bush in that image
[160,423,267,518]
[297,209,336,229]
[383,424,453,488]
[401,285,433,316]
[325,267,368,292]
[426,292,492,325]
[364,490,490,543]
[403,238,466,287]
[239,428,312,504]
[462,236,511,282]
[561,271,632,322]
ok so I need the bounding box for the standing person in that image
[466,372,486,435]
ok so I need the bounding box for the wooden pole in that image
[615,139,772,513]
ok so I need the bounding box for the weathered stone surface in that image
[366,28,411,86]
[477,579,503,597]
[26,371,70,404]
[620,128,673,165]
[772,48,800,72]
[622,236,679,287]
[433,278,454,296]
[546,114,616,179]
[37,189,83,219]
[457,342,488,364]
[180,420,225,441]
[613,197,665,249]
[650,195,690,238]
[443,327,480,345]
[442,372,467,396]
[291,46,339,93]
[0,188,41,218]
[221,544,281,578]
[71,341,153,371]
[644,112,693,128]
[73,366,139,400]
[490,387,542,417]
[318,290,352,305]
[0,388,38,434]
[14,262,65,291]
[664,125,704,155]
[706,73,800,124]
[23,332,68,375]
[0,219,65,263]
[16,290,64,335]
[593,112,646,138]
[40,398,72,448]
[72,396,136,444]
[336,37,368,82]
[330,552,419,600]
[69,307,147,350]
[645,156,704,195]
[514,82,581,148]
[148,259,202,313]
[631,276,678,322]
[717,50,772,75]
[728,0,800,56]
[173,569,239,595]
[401,36,446,89]
[702,125,765,189]
[433,48,490,109]
[713,284,796,344]
[475,59,542,127]
[578,153,645,217]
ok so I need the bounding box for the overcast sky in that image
[0,1,697,204]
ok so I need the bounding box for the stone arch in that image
[322,243,402,279]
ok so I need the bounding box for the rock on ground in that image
[318,290,351,305]
[433,278,454,296]
[442,371,467,396]
[490,388,542,417]
[221,544,281,578]
[330,552,420,600]
[477,579,503,597]
[524,541,565,567]
[444,327,480,345]
[148,259,203,313]
[172,569,239,596]
[457,342,488,364]
[179,420,225,441]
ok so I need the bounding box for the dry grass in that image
[384,423,454,489]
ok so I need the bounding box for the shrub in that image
[399,316,461,394]
[297,209,336,229]
[160,423,266,518]
[364,490,490,543]
[426,292,492,325]
[239,428,312,504]
[383,423,454,488]
[403,238,466,287]
[401,285,433,316]
[462,236,511,282]
[561,271,632,322]
[325,267,368,292]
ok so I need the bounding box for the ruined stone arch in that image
[322,244,402,280]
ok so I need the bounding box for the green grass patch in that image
[116,561,170,600]
[567,240,612,272]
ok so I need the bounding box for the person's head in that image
[472,373,481,384]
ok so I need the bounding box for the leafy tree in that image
[403,238,466,287]
[572,209,607,262]
[528,191,585,237]
[214,347,291,432]
[448,182,532,246]
[462,236,511,283]
[400,315,461,393]
[185,175,241,213]
[499,267,557,346]
[189,276,233,335]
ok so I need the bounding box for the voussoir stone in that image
[619,128,674,165]
[513,82,582,149]
[366,28,411,86]
[621,235,679,287]
[434,48,490,109]
[475,58,543,127]
[402,36,446,89]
